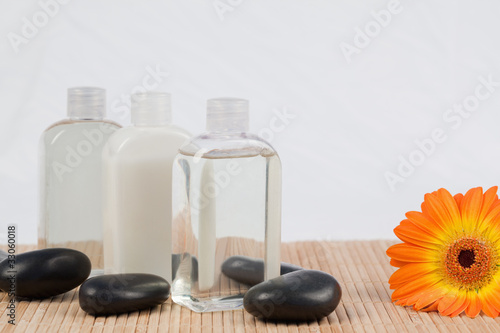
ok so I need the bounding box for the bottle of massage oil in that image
[171,98,282,312]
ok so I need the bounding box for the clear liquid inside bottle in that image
[172,136,282,312]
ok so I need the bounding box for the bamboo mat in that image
[2,241,500,333]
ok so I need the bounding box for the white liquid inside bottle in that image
[103,92,191,283]
[39,87,121,275]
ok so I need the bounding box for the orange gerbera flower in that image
[387,187,500,318]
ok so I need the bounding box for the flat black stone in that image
[0,248,91,298]
[79,273,170,316]
[221,255,303,286]
[243,270,342,322]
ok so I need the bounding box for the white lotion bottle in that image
[103,92,191,283]
[171,98,282,312]
[39,87,121,275]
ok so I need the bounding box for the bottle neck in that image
[206,98,249,133]
[67,87,106,120]
[131,92,172,126]
[206,114,249,133]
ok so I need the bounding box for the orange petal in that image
[413,285,448,310]
[438,292,470,317]
[405,211,446,240]
[407,286,444,309]
[454,193,464,207]
[386,243,437,263]
[389,258,408,268]
[465,291,482,318]
[395,297,410,306]
[460,187,483,234]
[437,292,457,314]
[422,193,453,232]
[394,220,441,249]
[436,188,461,228]
[391,274,441,301]
[485,223,500,243]
[486,200,500,217]
[420,301,439,312]
[480,204,500,234]
[484,281,500,313]
[449,294,469,317]
[478,187,498,222]
[388,263,438,286]
[480,290,500,317]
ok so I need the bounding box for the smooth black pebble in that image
[79,274,170,316]
[221,255,303,286]
[244,270,342,322]
[0,248,91,298]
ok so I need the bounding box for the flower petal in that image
[391,274,441,301]
[436,188,461,229]
[386,243,437,263]
[388,263,439,287]
[465,291,482,318]
[437,291,460,315]
[420,301,439,312]
[394,220,441,249]
[448,293,469,317]
[485,224,500,244]
[422,193,453,232]
[479,289,500,317]
[405,211,446,241]
[480,203,500,234]
[413,285,448,310]
[395,297,411,306]
[460,187,483,234]
[438,291,469,317]
[478,186,498,222]
[483,279,500,313]
[454,193,464,207]
[389,259,407,268]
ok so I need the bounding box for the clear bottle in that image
[102,92,191,283]
[171,98,282,312]
[39,87,121,275]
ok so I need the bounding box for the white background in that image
[1,0,500,244]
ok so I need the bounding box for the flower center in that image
[443,237,497,290]
[458,249,475,268]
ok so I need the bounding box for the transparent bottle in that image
[102,92,191,283]
[171,98,282,312]
[39,87,121,275]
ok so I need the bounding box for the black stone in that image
[0,248,91,298]
[172,253,198,281]
[79,273,170,316]
[243,270,342,322]
[221,255,303,286]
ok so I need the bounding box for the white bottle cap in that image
[206,98,249,133]
[67,87,106,120]
[131,92,172,126]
